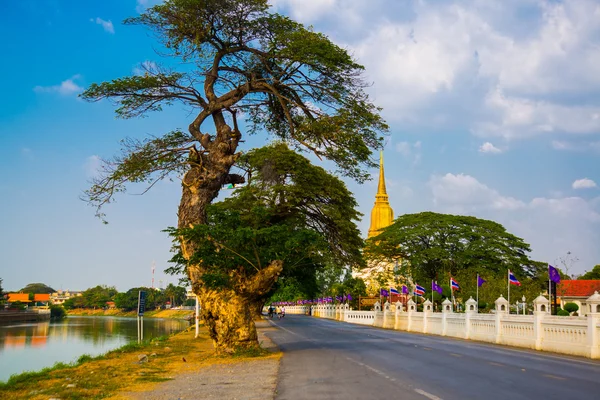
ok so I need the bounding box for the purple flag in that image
[380,289,389,297]
[549,264,561,284]
[347,294,353,301]
[432,281,443,294]
[402,285,409,294]
[477,275,486,287]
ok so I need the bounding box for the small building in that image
[105,301,116,309]
[50,290,82,305]
[557,280,600,316]
[7,293,31,304]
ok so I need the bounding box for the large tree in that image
[364,212,537,285]
[81,0,386,351]
[167,144,364,349]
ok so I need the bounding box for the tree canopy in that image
[167,143,365,305]
[364,212,537,284]
[578,265,600,280]
[20,283,55,294]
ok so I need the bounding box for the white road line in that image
[415,388,443,400]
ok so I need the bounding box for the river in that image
[0,316,190,382]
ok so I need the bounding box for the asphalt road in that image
[266,315,600,400]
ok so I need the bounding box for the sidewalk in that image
[116,321,280,400]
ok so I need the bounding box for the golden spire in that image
[368,151,394,238]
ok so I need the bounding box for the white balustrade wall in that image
[277,292,600,360]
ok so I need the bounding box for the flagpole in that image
[507,270,510,306]
[476,274,479,308]
[548,271,552,315]
[431,280,434,306]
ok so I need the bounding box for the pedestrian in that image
[281,306,285,318]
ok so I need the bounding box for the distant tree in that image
[0,278,4,306]
[20,283,55,294]
[164,284,186,307]
[50,305,66,319]
[82,0,386,352]
[63,297,85,310]
[364,212,537,284]
[81,285,118,309]
[114,287,159,311]
[578,265,600,280]
[563,302,579,315]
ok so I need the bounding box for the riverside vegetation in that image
[0,325,278,400]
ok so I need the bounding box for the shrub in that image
[478,301,487,309]
[50,305,66,319]
[557,309,570,316]
[563,302,579,314]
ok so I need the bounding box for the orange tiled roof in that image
[34,294,50,302]
[8,293,30,302]
[557,280,600,297]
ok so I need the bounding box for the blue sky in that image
[1,0,599,292]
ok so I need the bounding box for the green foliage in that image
[81,0,387,220]
[0,277,4,299]
[114,287,166,311]
[365,212,537,284]
[49,305,66,319]
[563,302,579,313]
[168,144,365,301]
[163,283,187,307]
[557,309,570,316]
[578,265,600,280]
[10,301,26,311]
[20,283,55,294]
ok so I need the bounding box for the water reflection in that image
[0,316,189,382]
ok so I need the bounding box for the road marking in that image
[543,374,566,381]
[449,353,462,358]
[488,362,504,367]
[415,388,443,400]
[422,347,432,351]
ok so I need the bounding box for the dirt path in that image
[116,321,280,400]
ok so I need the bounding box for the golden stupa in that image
[355,152,397,294]
[368,152,394,238]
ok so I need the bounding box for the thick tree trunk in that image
[176,110,283,351]
[195,260,283,353]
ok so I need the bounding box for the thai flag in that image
[414,284,426,296]
[450,277,460,290]
[509,270,521,286]
[390,287,400,295]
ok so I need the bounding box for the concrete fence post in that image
[586,291,600,358]
[394,301,403,330]
[465,296,478,339]
[442,298,452,336]
[407,299,416,332]
[533,294,550,350]
[423,299,433,334]
[495,295,509,344]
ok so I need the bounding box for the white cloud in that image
[394,141,422,166]
[33,75,83,96]
[84,155,103,179]
[92,17,115,34]
[479,142,502,154]
[473,87,600,139]
[270,0,336,22]
[428,172,600,272]
[573,178,598,189]
[429,173,525,211]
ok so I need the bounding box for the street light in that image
[522,295,526,315]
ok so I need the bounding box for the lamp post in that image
[521,295,526,315]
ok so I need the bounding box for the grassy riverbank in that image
[67,308,194,320]
[0,325,278,400]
